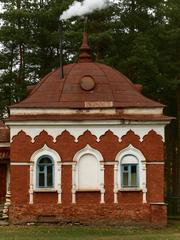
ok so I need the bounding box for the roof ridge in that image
[99,63,164,107]
[29,70,57,97]
[95,63,115,104]
[58,63,77,102]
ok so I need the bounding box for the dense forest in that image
[0,0,179,207]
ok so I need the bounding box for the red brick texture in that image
[9,129,167,226]
[0,164,7,202]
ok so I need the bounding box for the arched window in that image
[29,145,62,204]
[121,155,139,188]
[115,145,146,191]
[37,156,54,188]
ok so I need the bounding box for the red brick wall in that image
[9,129,166,225]
[0,163,7,202]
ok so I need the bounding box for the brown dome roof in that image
[11,62,163,109]
[11,32,163,109]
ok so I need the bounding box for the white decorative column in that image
[100,162,105,204]
[29,164,34,204]
[2,187,11,219]
[114,162,119,204]
[142,185,147,204]
[2,163,11,219]
[142,161,147,204]
[57,161,62,204]
[6,163,10,193]
[72,163,76,204]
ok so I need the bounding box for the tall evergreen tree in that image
[0,0,73,117]
[0,0,179,117]
[0,0,180,214]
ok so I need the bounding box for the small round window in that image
[80,76,96,91]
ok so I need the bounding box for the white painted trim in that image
[11,162,31,166]
[114,162,119,204]
[150,202,166,205]
[10,107,164,115]
[124,108,163,115]
[119,188,142,192]
[34,189,57,192]
[6,163,10,196]
[61,162,74,165]
[6,120,169,126]
[10,108,116,115]
[115,144,147,204]
[121,155,138,164]
[72,145,105,204]
[146,162,164,165]
[104,161,118,165]
[72,163,76,204]
[10,161,122,166]
[29,165,33,204]
[73,144,103,163]
[9,123,166,143]
[0,143,10,147]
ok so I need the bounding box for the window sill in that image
[76,189,100,192]
[34,188,57,193]
[119,188,142,192]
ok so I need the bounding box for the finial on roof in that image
[78,18,92,63]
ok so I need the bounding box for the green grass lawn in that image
[0,221,180,240]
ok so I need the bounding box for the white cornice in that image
[6,120,169,127]
[10,107,163,115]
[124,108,163,115]
[10,108,116,115]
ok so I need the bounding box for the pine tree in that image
[0,0,73,117]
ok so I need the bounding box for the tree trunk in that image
[176,85,180,196]
[165,123,177,196]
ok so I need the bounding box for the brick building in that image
[0,33,171,225]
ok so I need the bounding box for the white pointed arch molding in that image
[114,144,147,204]
[9,121,166,142]
[29,144,62,204]
[72,144,105,204]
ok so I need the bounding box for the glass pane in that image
[39,157,52,164]
[131,165,137,187]
[131,165,137,173]
[39,166,44,172]
[39,173,45,187]
[47,166,53,187]
[123,165,128,172]
[123,172,128,187]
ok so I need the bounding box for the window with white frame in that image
[121,155,139,188]
[115,145,146,191]
[30,144,61,192]
[37,155,54,188]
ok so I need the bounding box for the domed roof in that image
[12,62,162,109]
[11,32,163,109]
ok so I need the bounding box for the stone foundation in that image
[9,203,167,226]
